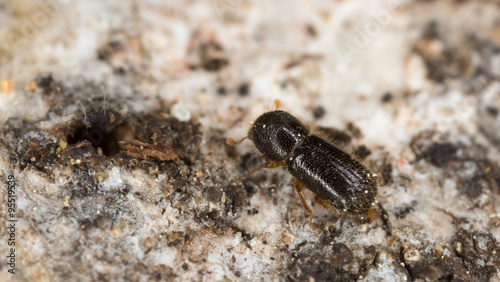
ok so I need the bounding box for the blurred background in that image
[1,0,500,281]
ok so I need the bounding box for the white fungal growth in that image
[171,103,191,122]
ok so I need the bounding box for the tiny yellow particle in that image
[25,81,37,91]
[64,196,71,209]
[59,139,68,150]
[96,173,104,182]
[1,78,14,93]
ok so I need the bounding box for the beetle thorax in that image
[248,111,309,161]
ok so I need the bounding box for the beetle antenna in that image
[274,99,282,108]
[227,137,248,146]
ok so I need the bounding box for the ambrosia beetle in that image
[228,110,377,222]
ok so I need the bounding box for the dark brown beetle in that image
[228,110,377,222]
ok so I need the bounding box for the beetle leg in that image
[314,195,332,210]
[294,180,313,225]
[235,159,285,179]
